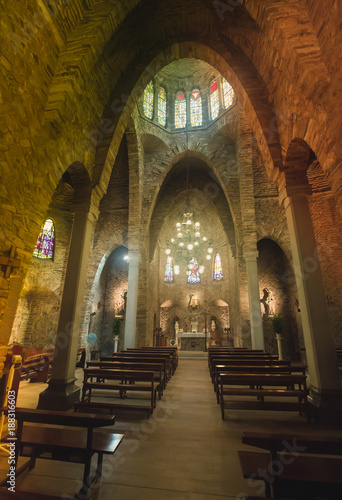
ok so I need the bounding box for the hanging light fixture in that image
[165,133,213,270]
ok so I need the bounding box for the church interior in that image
[1,1,342,498]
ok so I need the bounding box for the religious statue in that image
[260,288,274,317]
[188,293,198,310]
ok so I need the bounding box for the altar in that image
[176,332,210,351]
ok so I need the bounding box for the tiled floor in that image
[0,352,325,499]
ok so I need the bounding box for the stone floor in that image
[0,352,331,499]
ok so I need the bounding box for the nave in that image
[1,351,334,500]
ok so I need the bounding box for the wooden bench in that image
[21,349,54,383]
[119,350,175,376]
[103,354,172,380]
[137,348,178,370]
[239,430,342,499]
[75,368,158,418]
[0,407,124,499]
[213,363,306,403]
[209,354,279,380]
[21,347,86,383]
[129,347,178,371]
[219,373,309,421]
[87,360,165,396]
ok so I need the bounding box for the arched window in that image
[222,78,234,109]
[210,80,219,120]
[213,252,223,281]
[187,257,200,284]
[190,89,202,127]
[165,256,174,282]
[175,91,186,129]
[33,218,55,259]
[143,81,154,119]
[158,87,167,127]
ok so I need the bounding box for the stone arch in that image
[95,41,282,195]
[86,245,129,356]
[147,153,237,260]
[9,162,92,348]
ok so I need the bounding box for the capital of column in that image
[127,249,140,267]
[243,250,259,262]
[278,183,312,208]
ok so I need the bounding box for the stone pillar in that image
[124,250,140,349]
[283,193,342,422]
[244,251,264,350]
[38,205,99,410]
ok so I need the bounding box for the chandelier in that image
[165,155,213,276]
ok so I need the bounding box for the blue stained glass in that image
[165,256,174,282]
[33,218,55,259]
[214,252,223,281]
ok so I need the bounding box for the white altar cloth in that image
[176,332,210,338]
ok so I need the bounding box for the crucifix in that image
[0,246,21,278]
[200,309,210,352]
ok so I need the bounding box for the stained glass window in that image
[210,80,219,120]
[33,218,55,259]
[187,257,200,284]
[190,89,202,127]
[175,91,186,129]
[165,256,174,282]
[214,253,223,281]
[158,87,167,127]
[222,78,234,109]
[143,81,154,119]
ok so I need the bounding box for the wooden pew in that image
[239,430,342,499]
[219,373,309,421]
[75,368,158,418]
[0,408,124,499]
[103,353,172,380]
[137,347,178,369]
[87,360,165,396]
[213,363,306,403]
[121,350,176,376]
[209,354,279,380]
[21,347,85,383]
[21,348,54,383]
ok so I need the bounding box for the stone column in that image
[244,251,264,350]
[283,193,342,422]
[38,205,99,410]
[124,250,140,349]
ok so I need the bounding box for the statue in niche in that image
[260,288,275,317]
[116,290,127,318]
[188,293,198,310]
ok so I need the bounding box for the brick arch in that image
[283,138,317,192]
[95,39,282,195]
[147,153,236,260]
